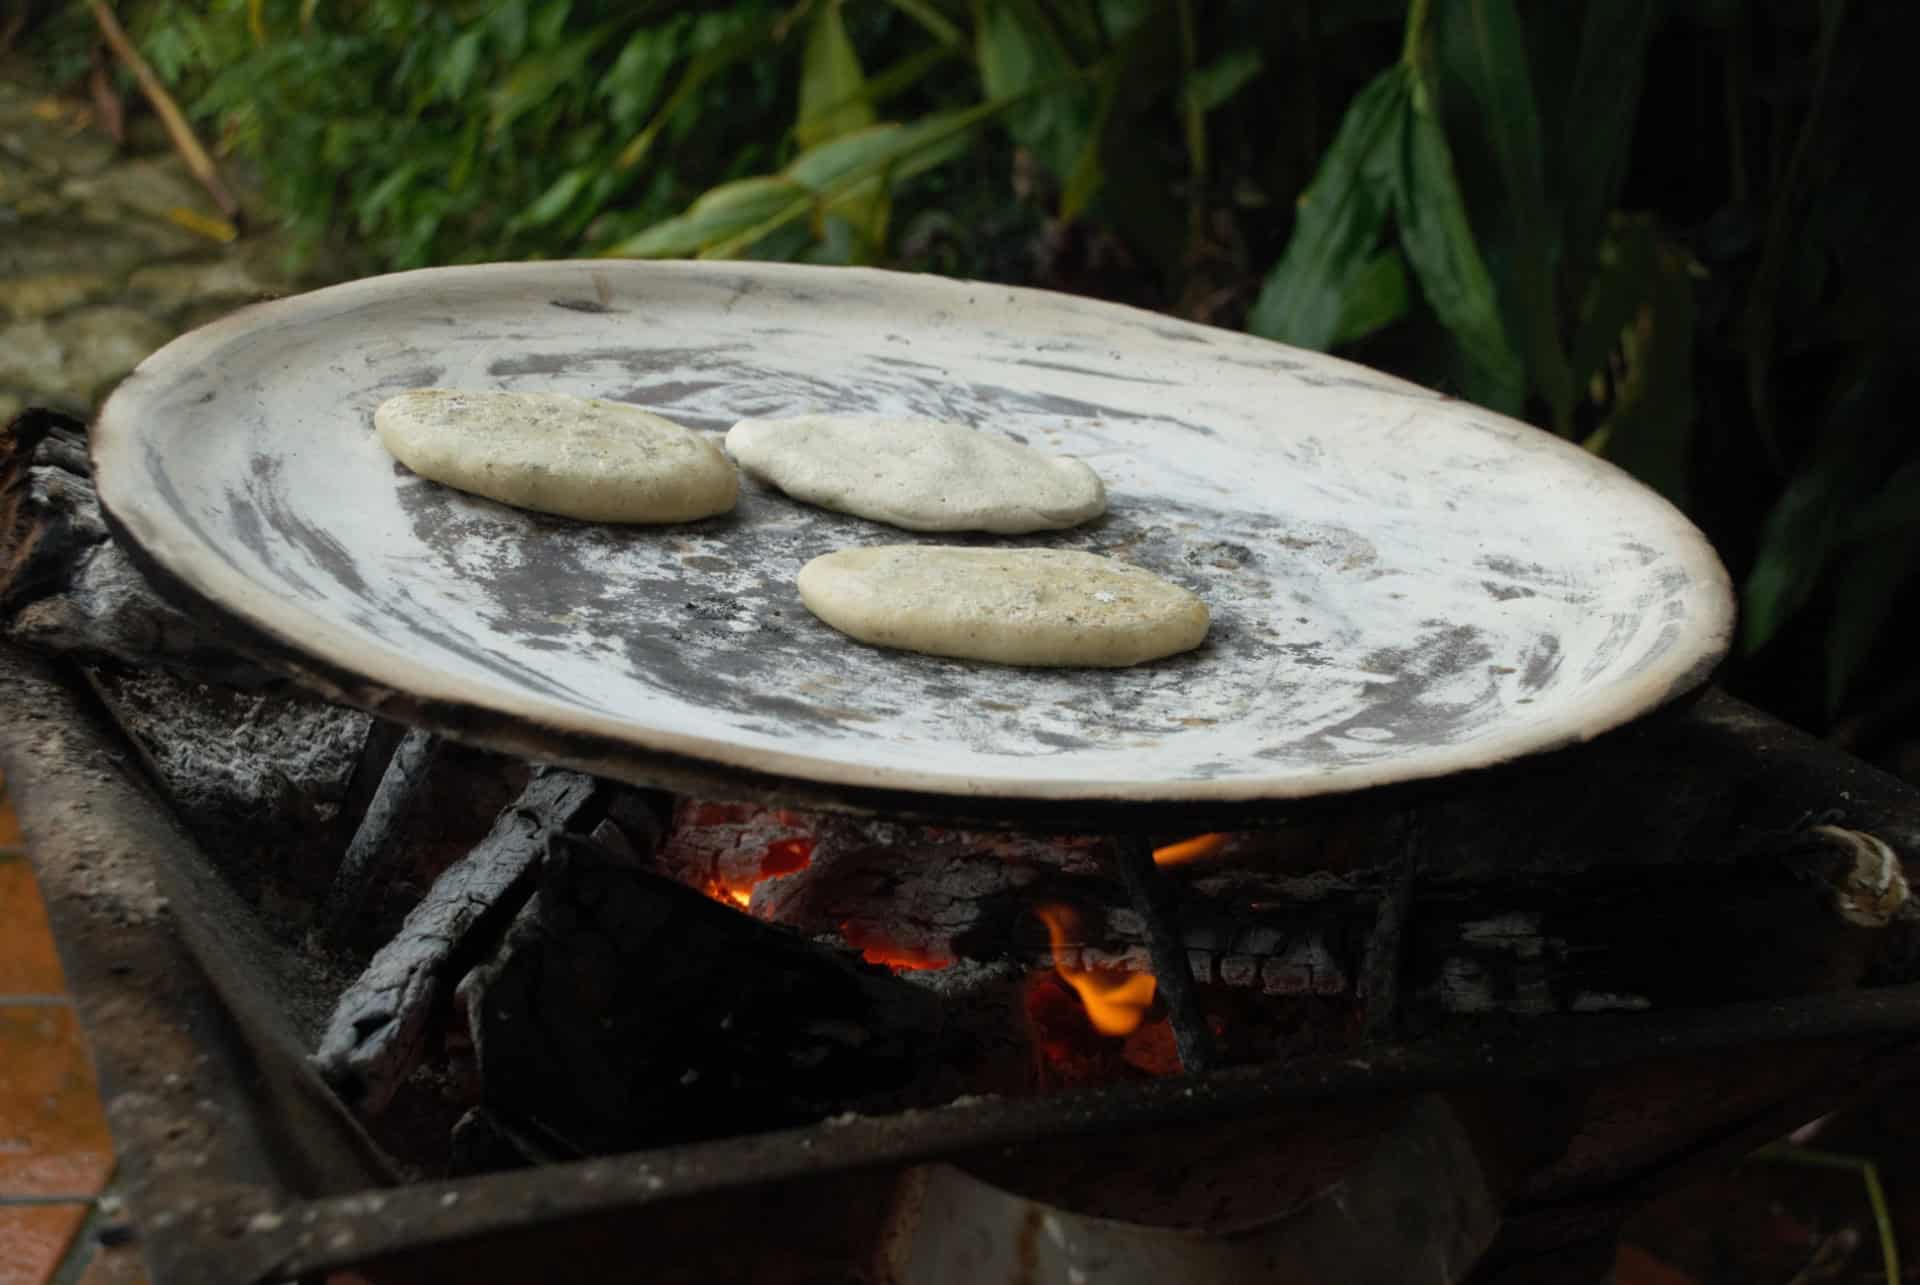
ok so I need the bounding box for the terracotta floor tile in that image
[0,1203,87,1285]
[0,1007,113,1198]
[0,857,66,997]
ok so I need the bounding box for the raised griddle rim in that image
[89,260,1737,829]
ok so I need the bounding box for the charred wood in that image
[458,823,944,1158]
[1108,833,1218,1073]
[1,409,279,687]
[313,768,604,1115]
[322,726,442,941]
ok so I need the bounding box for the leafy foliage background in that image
[21,0,1918,754]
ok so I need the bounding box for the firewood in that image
[2,409,277,686]
[312,768,604,1115]
[458,821,944,1155]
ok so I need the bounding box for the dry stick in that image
[1108,833,1218,1074]
[312,768,603,1116]
[88,0,241,221]
[321,726,442,943]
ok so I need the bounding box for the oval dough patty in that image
[376,389,737,523]
[798,546,1209,667]
[726,414,1104,533]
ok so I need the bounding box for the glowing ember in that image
[1152,832,1227,866]
[840,922,953,972]
[1034,904,1156,1036]
[701,835,816,910]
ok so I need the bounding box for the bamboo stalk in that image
[88,1,242,222]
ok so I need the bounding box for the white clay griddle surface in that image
[93,261,1733,815]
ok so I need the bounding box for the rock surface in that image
[1,62,337,415]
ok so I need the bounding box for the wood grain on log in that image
[312,768,604,1115]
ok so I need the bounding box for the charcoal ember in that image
[459,828,943,1157]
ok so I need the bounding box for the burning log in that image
[313,767,606,1114]
[457,816,944,1160]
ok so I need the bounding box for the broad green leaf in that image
[1568,215,1658,405]
[490,0,529,62]
[1439,0,1571,430]
[1591,222,1696,505]
[436,28,485,103]
[1741,365,1896,654]
[1333,249,1411,346]
[611,99,1015,262]
[491,29,610,135]
[515,167,593,229]
[1060,69,1117,221]
[797,0,874,149]
[1559,0,1655,278]
[1187,46,1263,116]
[602,176,810,258]
[357,161,425,230]
[1394,84,1525,413]
[530,0,572,49]
[600,23,684,130]
[1247,68,1408,350]
[1824,527,1920,712]
[615,15,779,170]
[883,0,966,48]
[973,0,1094,180]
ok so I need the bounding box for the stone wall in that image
[2,68,330,420]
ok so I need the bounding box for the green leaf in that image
[973,0,1094,179]
[1059,69,1117,221]
[602,176,811,258]
[490,29,610,135]
[1438,0,1571,429]
[1394,83,1526,413]
[514,167,593,229]
[797,0,875,149]
[1568,215,1658,404]
[882,0,966,48]
[436,28,485,103]
[1186,46,1263,116]
[1246,68,1409,350]
[601,23,684,130]
[1333,249,1411,346]
[530,0,571,49]
[1590,221,1696,505]
[1559,0,1656,278]
[1740,365,1897,655]
[615,14,779,170]
[609,100,1014,262]
[1825,527,1920,712]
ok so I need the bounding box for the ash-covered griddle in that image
[91,262,1732,826]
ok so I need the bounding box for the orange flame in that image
[1034,904,1156,1036]
[1152,832,1227,866]
[700,836,816,911]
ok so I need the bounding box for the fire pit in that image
[4,263,1919,1284]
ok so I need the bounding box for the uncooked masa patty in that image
[797,546,1209,667]
[725,414,1105,533]
[375,389,737,523]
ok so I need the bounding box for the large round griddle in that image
[94,261,1733,827]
